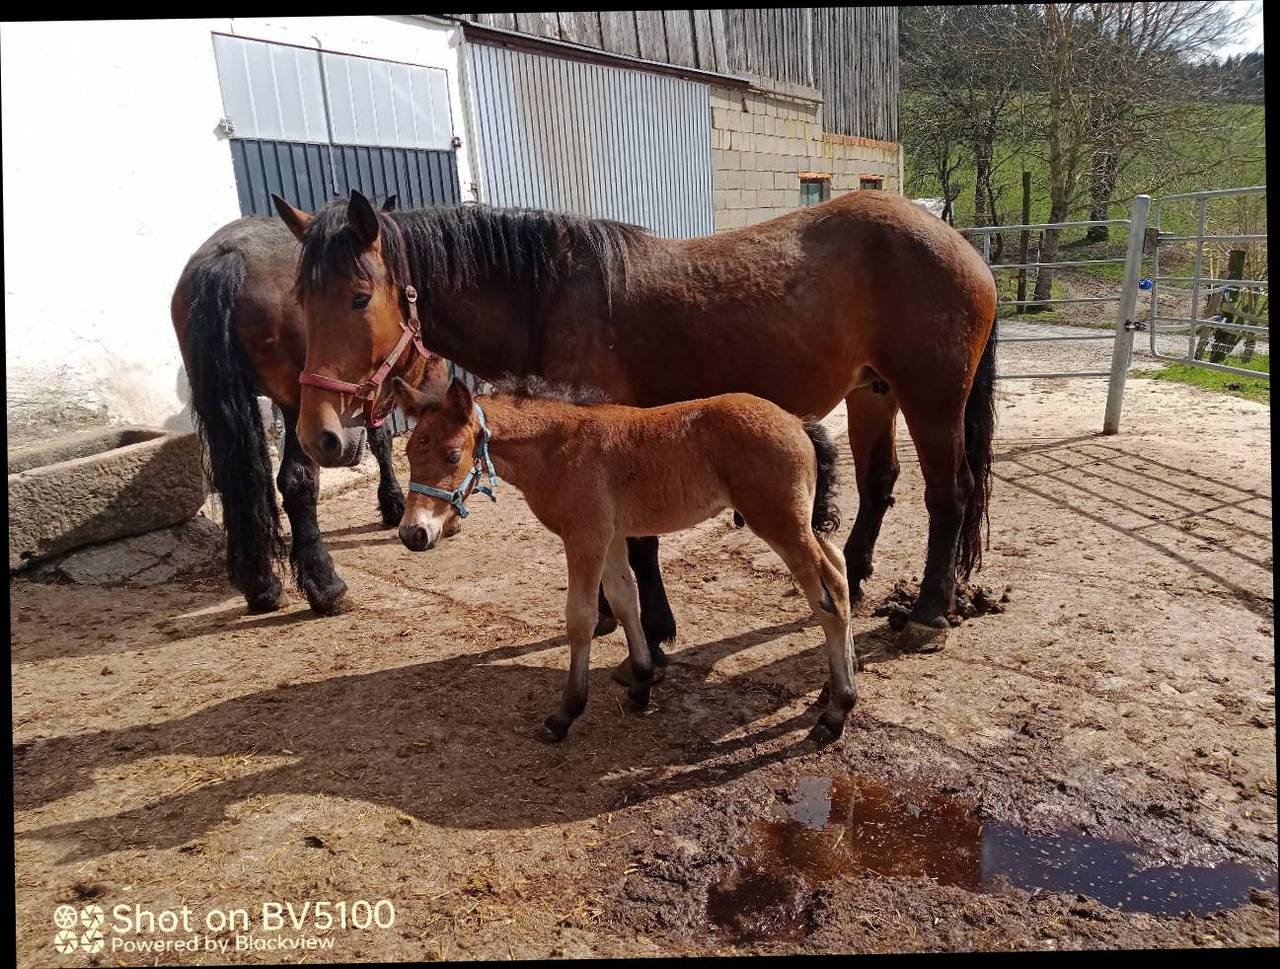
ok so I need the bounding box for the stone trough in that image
[8,426,208,571]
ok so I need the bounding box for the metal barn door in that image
[212,34,462,215]
[466,44,713,238]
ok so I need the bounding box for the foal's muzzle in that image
[399,522,436,552]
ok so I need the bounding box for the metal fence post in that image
[1102,194,1151,435]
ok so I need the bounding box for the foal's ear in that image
[444,377,474,424]
[272,194,313,242]
[382,193,398,212]
[347,189,381,250]
[392,376,433,418]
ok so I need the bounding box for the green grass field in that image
[1145,353,1270,404]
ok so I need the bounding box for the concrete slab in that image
[8,426,207,570]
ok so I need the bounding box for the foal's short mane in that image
[294,198,650,303]
[487,374,610,406]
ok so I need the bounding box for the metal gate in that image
[1144,186,1269,381]
[212,33,462,216]
[464,42,714,237]
[964,196,1151,433]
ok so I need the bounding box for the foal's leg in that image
[842,388,901,605]
[369,423,406,527]
[896,409,972,653]
[278,412,348,615]
[601,537,654,710]
[543,538,608,742]
[747,517,858,740]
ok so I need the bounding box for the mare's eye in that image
[447,449,462,465]
[353,293,372,310]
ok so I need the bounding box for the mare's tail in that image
[180,249,286,602]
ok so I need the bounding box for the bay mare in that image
[394,374,856,743]
[274,188,998,659]
[171,196,427,615]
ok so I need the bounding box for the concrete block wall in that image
[710,84,901,232]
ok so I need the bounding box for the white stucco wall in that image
[1,16,473,446]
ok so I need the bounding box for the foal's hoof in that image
[594,614,619,638]
[540,714,571,744]
[894,619,949,654]
[611,659,667,689]
[306,577,350,617]
[246,578,288,614]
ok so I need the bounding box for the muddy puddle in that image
[708,775,1279,943]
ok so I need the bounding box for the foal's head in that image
[275,190,421,468]
[393,376,481,552]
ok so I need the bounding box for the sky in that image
[1217,1,1264,57]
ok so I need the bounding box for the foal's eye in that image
[446,448,462,465]
[352,293,372,310]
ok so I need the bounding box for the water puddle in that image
[707,774,1278,943]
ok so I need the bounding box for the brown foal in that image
[393,376,856,743]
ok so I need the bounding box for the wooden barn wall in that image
[453,9,898,142]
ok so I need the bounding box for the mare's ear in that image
[272,194,313,242]
[392,376,433,418]
[444,377,474,425]
[382,193,398,212]
[347,189,381,250]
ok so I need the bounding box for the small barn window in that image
[800,174,831,206]
[859,176,885,191]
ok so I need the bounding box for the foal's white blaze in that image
[398,492,453,550]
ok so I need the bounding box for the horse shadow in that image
[13,614,907,864]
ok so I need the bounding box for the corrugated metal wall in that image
[466,43,713,238]
[455,9,899,142]
[229,139,460,217]
[213,34,461,217]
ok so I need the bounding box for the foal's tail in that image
[181,249,286,597]
[958,318,998,581]
[803,419,842,536]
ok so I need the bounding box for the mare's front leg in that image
[542,538,608,742]
[278,412,348,614]
[629,536,676,661]
[369,423,406,527]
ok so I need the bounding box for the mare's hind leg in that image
[896,407,972,653]
[843,387,901,605]
[601,537,655,710]
[369,423,405,527]
[278,412,348,615]
[543,537,609,742]
[746,517,858,740]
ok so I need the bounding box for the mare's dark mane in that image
[294,198,650,303]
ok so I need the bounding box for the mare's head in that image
[274,190,419,467]
[393,376,480,551]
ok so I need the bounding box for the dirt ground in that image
[11,371,1277,964]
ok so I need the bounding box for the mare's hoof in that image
[307,577,350,617]
[246,578,288,614]
[625,686,652,712]
[807,718,842,747]
[540,715,570,744]
[594,614,619,638]
[895,619,949,653]
[379,492,406,527]
[611,659,667,689]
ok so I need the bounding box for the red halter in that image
[298,285,433,428]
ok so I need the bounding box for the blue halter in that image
[407,402,499,519]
